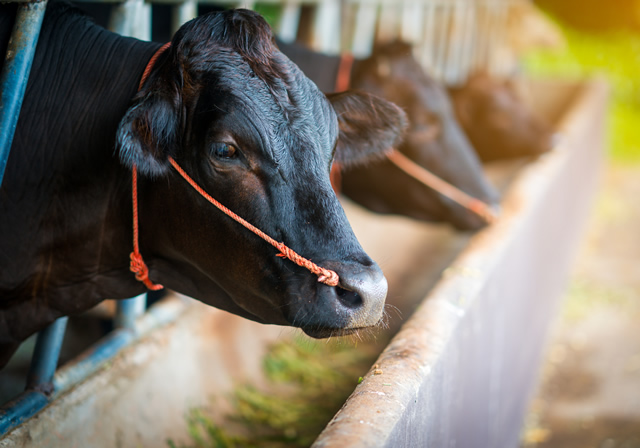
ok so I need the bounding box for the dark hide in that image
[448,72,554,162]
[279,41,500,230]
[0,2,407,368]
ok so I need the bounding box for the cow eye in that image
[210,142,237,159]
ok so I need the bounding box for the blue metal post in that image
[25,317,68,393]
[0,297,186,436]
[0,0,48,187]
[52,329,134,396]
[114,293,147,329]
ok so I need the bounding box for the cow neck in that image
[332,53,497,224]
[130,43,340,290]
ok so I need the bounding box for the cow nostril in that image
[335,286,363,309]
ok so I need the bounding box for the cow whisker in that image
[383,303,402,321]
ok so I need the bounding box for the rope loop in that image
[274,242,339,287]
[130,252,164,291]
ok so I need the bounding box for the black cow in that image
[281,41,500,230]
[448,72,554,162]
[0,1,407,367]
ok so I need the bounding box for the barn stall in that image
[0,0,606,446]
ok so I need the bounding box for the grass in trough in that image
[168,336,382,448]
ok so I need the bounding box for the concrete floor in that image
[521,163,640,448]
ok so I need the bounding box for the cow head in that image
[448,72,554,162]
[339,42,500,230]
[116,10,407,337]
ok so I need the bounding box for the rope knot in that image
[130,252,164,291]
[317,270,339,287]
[275,242,339,287]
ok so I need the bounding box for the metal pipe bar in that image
[137,1,152,40]
[53,296,186,397]
[109,0,151,40]
[171,0,197,35]
[0,328,132,437]
[493,1,511,76]
[433,3,449,80]
[277,1,302,44]
[109,1,134,34]
[419,2,436,73]
[376,1,400,43]
[350,1,377,59]
[51,329,134,397]
[400,1,423,46]
[0,0,47,187]
[311,0,341,54]
[0,296,187,436]
[25,317,68,392]
[0,391,48,435]
[457,1,476,86]
[474,1,486,71]
[114,294,147,330]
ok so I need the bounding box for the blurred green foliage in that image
[522,22,640,164]
[253,4,281,29]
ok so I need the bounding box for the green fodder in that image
[522,25,640,164]
[168,409,239,448]
[169,337,381,448]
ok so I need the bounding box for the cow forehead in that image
[197,50,338,165]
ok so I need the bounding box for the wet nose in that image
[335,262,387,327]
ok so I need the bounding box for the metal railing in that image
[73,0,519,83]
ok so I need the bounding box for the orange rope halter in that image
[386,151,497,224]
[331,52,496,225]
[129,43,340,289]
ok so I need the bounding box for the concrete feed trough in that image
[314,78,607,447]
[0,78,606,447]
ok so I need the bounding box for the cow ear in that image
[327,91,408,167]
[116,64,182,177]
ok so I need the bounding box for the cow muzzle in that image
[292,259,388,338]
